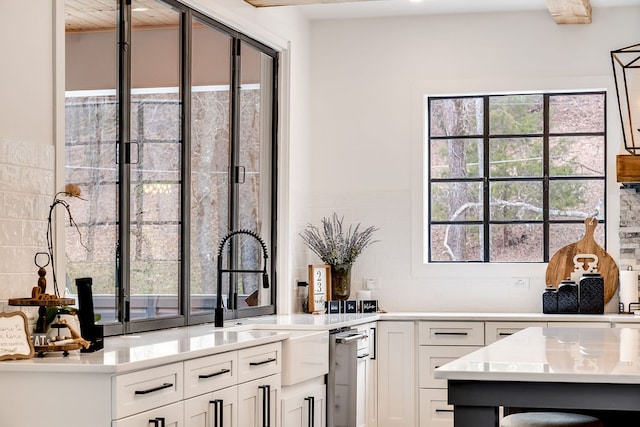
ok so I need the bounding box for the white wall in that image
[0,1,58,312]
[306,7,640,313]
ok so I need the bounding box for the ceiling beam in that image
[244,0,380,7]
[545,0,592,24]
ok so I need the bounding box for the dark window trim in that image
[427,90,607,263]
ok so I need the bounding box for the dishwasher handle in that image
[335,332,367,344]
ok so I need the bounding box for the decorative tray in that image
[34,343,83,357]
[8,297,75,307]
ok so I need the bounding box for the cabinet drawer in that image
[238,341,281,383]
[419,389,453,427]
[112,401,183,427]
[484,322,547,345]
[419,346,480,388]
[419,322,484,346]
[184,351,237,398]
[112,362,183,420]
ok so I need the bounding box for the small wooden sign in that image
[308,265,331,313]
[0,312,34,361]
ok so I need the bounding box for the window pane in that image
[489,137,543,178]
[430,224,483,261]
[430,139,482,179]
[549,94,605,134]
[549,180,604,220]
[430,97,483,137]
[490,224,543,262]
[489,94,543,135]
[490,181,543,221]
[549,136,605,176]
[430,182,483,222]
[65,0,118,324]
[190,18,232,315]
[129,0,182,320]
[237,41,274,310]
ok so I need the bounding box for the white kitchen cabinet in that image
[113,401,184,427]
[484,322,547,345]
[417,321,483,427]
[184,385,238,427]
[356,322,377,427]
[281,379,326,427]
[419,389,452,427]
[377,321,415,427]
[238,373,281,427]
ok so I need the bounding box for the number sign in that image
[308,265,331,313]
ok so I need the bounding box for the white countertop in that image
[0,312,378,374]
[434,326,640,384]
[5,310,640,375]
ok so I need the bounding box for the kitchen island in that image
[434,326,640,427]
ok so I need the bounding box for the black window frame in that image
[427,90,607,263]
[72,0,280,336]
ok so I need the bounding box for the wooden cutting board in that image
[545,218,619,304]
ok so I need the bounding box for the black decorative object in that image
[76,277,104,352]
[579,273,604,314]
[611,43,640,154]
[343,300,357,314]
[359,300,378,313]
[328,300,341,314]
[542,289,558,314]
[557,280,579,313]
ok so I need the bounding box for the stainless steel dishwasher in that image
[328,327,368,427]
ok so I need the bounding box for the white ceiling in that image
[294,0,640,20]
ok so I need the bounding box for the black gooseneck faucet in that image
[215,229,269,327]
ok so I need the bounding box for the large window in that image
[64,0,278,335]
[427,92,606,263]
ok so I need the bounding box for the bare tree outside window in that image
[427,92,606,263]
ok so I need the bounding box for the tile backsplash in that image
[0,138,54,306]
[619,186,640,271]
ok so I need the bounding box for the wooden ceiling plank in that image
[244,0,381,8]
[545,0,592,24]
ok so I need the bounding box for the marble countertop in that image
[434,326,640,384]
[5,310,640,375]
[0,313,379,374]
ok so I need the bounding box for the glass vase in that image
[330,263,352,301]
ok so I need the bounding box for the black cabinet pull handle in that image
[148,417,165,426]
[435,409,455,413]
[210,399,224,427]
[499,332,513,336]
[250,357,276,367]
[357,353,370,359]
[434,332,468,336]
[199,368,231,379]
[370,327,376,360]
[136,382,173,395]
[305,396,315,427]
[259,384,271,427]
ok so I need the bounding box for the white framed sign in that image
[0,311,34,361]
[308,265,331,314]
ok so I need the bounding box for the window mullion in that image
[182,9,192,322]
[483,96,491,262]
[227,38,242,313]
[117,0,132,333]
[543,94,550,262]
